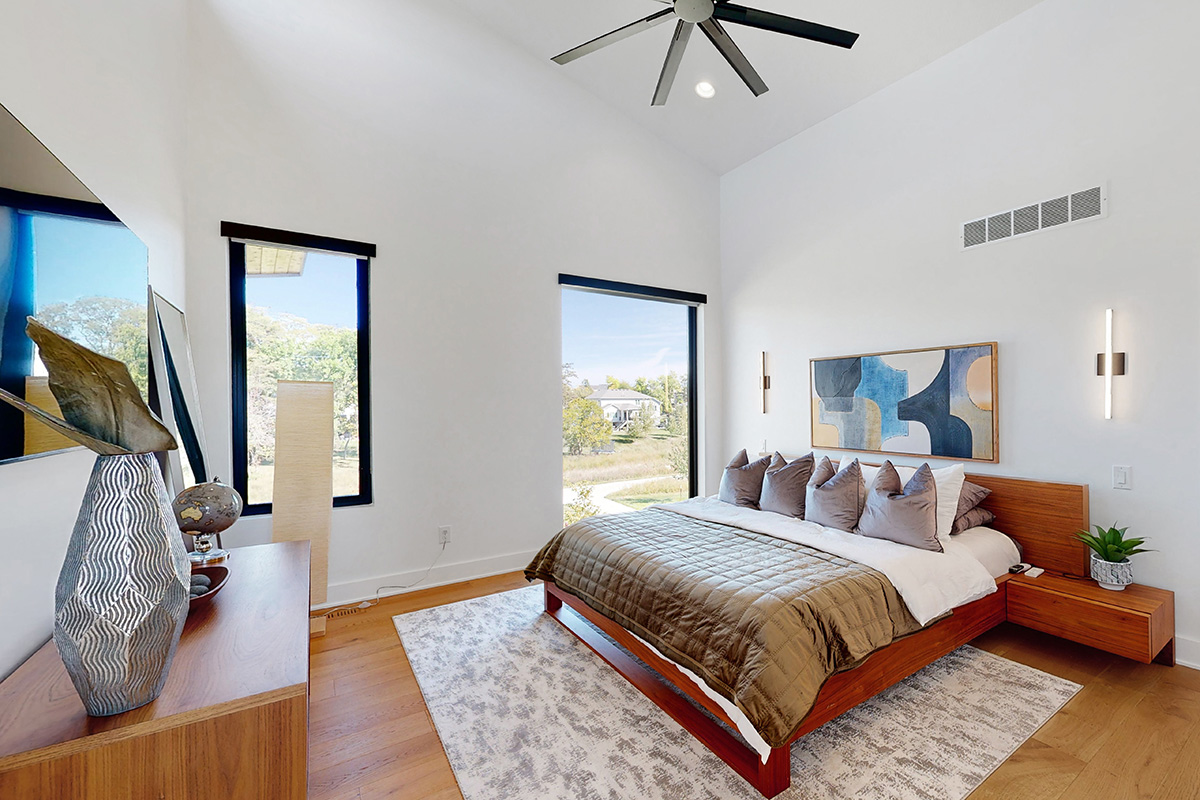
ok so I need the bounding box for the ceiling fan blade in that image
[552,8,676,65]
[652,20,695,106]
[711,3,859,49]
[698,18,768,96]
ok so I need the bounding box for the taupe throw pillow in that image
[805,456,863,531]
[956,480,992,518]
[856,461,941,552]
[952,506,997,534]
[759,452,814,518]
[718,449,771,508]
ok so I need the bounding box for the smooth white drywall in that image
[183,0,723,604]
[0,105,96,202]
[721,0,1200,657]
[0,0,189,680]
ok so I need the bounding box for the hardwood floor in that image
[309,573,1200,800]
[308,572,528,800]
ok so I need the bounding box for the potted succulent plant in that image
[1075,524,1152,591]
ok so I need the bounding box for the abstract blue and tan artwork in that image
[810,343,998,462]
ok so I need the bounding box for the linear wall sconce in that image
[1096,308,1126,420]
[761,351,770,414]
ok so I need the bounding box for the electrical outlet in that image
[438,525,451,545]
[1112,466,1132,490]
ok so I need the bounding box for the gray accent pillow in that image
[956,480,992,518]
[856,461,942,552]
[718,449,771,508]
[805,456,863,531]
[952,506,997,534]
[759,452,814,518]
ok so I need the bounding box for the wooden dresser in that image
[0,541,311,799]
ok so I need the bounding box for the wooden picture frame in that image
[810,341,999,463]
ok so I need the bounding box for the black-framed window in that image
[226,222,374,515]
[559,273,704,501]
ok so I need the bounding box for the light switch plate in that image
[1113,465,1132,490]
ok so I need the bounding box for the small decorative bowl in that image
[189,565,230,610]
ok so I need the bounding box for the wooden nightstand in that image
[1007,571,1175,665]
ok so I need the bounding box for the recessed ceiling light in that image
[695,81,716,99]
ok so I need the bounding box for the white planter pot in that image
[1090,552,1133,591]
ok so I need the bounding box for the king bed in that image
[526,467,1089,798]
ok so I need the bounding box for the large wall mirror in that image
[0,101,150,463]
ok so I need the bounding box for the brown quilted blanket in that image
[525,507,921,748]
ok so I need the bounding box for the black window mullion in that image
[688,304,699,499]
[220,221,375,259]
[558,273,707,306]
[228,241,257,515]
[334,256,373,508]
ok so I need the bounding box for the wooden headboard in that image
[965,473,1090,577]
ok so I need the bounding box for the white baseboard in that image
[317,549,538,609]
[1174,635,1200,670]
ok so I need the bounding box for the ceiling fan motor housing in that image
[674,0,715,24]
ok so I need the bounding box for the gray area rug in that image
[394,584,1079,800]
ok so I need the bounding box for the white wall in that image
[0,0,189,679]
[0,105,97,202]
[184,0,723,604]
[721,0,1200,661]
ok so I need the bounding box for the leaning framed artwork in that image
[810,342,998,463]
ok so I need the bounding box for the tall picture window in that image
[226,223,373,514]
[559,274,704,526]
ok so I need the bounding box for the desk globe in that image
[173,478,243,564]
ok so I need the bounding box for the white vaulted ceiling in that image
[449,0,1046,173]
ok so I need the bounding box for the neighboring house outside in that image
[586,387,662,428]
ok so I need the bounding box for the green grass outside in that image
[563,430,684,484]
[607,476,688,510]
[248,457,361,505]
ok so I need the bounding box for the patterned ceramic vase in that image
[1090,552,1133,591]
[54,453,192,716]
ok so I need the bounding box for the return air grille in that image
[963,219,987,247]
[1013,204,1039,236]
[1071,187,1103,220]
[1041,196,1069,227]
[963,184,1107,249]
[987,213,1012,241]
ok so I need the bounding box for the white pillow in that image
[841,458,964,547]
[928,463,965,548]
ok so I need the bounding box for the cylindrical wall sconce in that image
[760,351,770,414]
[1096,308,1127,420]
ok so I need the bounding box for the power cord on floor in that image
[311,541,448,622]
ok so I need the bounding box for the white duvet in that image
[651,496,997,627]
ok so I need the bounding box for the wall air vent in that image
[963,184,1107,249]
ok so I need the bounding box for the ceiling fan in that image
[551,0,859,105]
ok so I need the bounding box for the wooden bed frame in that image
[542,473,1089,798]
